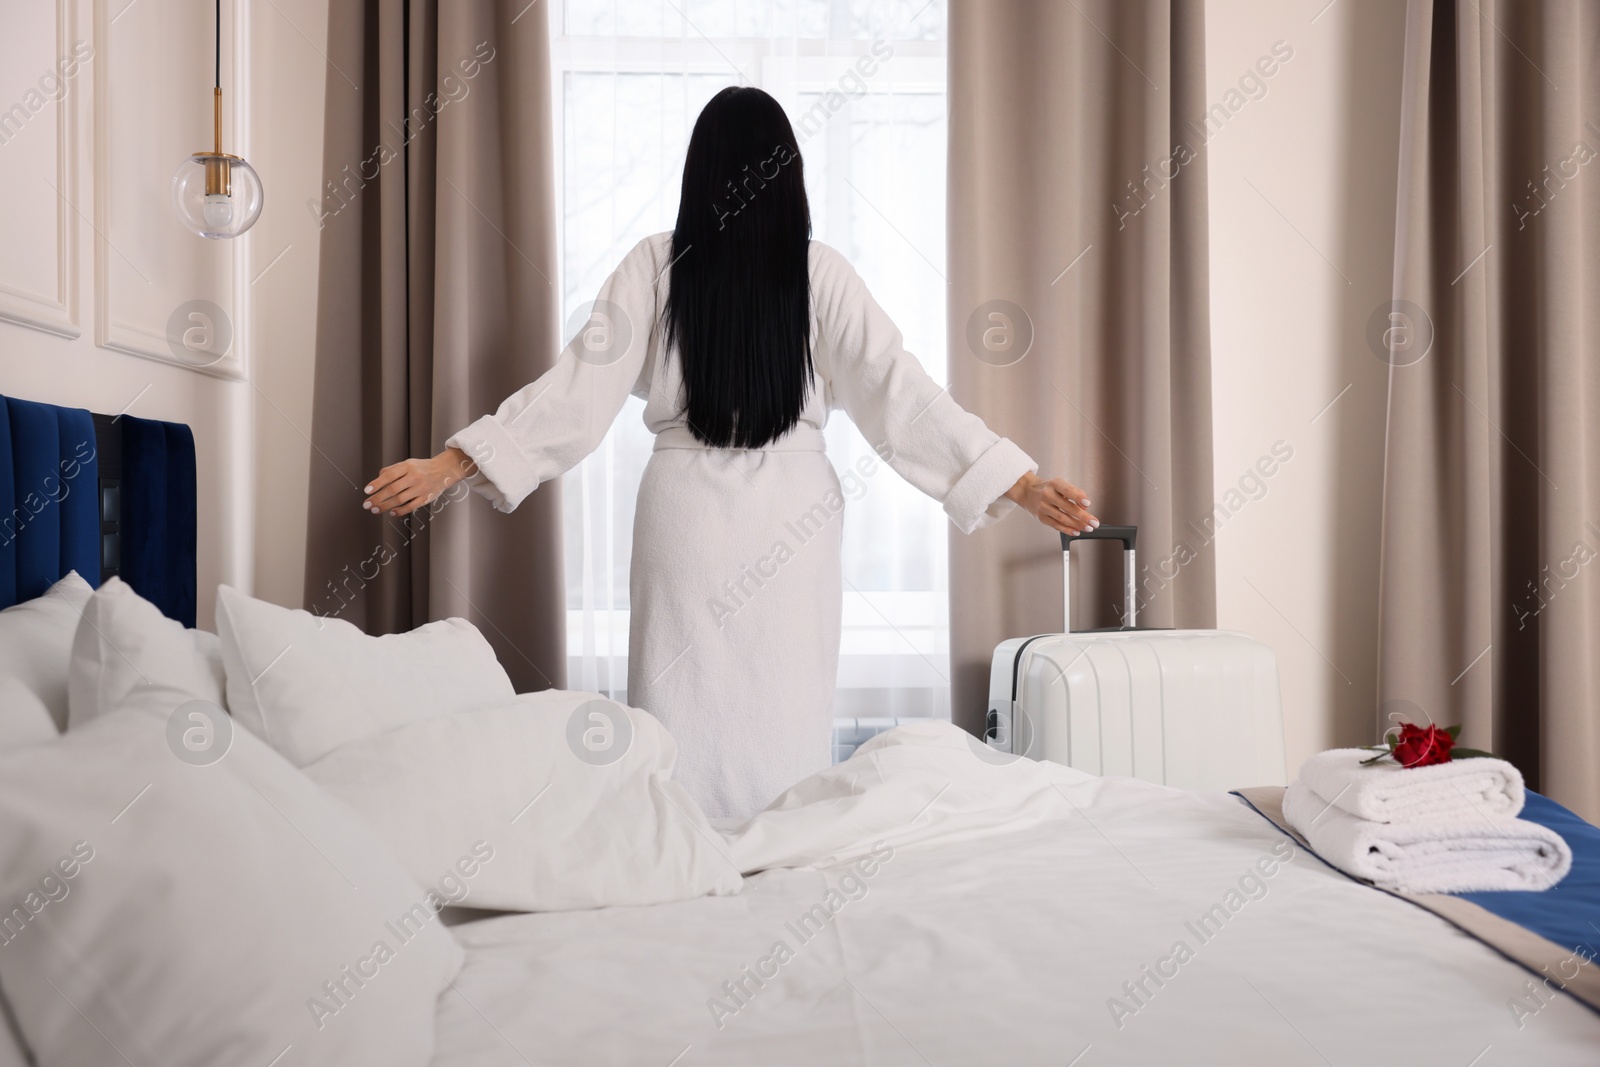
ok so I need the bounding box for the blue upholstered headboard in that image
[0,395,198,626]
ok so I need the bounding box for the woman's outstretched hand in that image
[1005,472,1099,536]
[363,447,478,517]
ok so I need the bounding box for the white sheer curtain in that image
[551,0,949,759]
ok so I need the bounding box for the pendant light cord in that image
[214,0,221,90]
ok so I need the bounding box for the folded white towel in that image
[1283,780,1571,893]
[1298,747,1524,823]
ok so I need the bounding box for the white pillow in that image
[66,576,226,729]
[216,585,516,765]
[0,570,92,737]
[0,709,464,1067]
[0,678,57,752]
[305,690,744,911]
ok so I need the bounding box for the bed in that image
[2,394,1598,1067]
[0,394,197,622]
[428,754,1600,1066]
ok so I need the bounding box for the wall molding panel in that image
[0,0,83,340]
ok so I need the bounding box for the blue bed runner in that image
[1456,793,1600,956]
[1234,786,1600,1016]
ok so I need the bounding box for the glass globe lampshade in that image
[172,152,263,239]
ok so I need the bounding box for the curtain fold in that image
[305,1,565,693]
[1380,0,1600,820]
[946,0,1216,733]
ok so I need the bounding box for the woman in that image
[363,87,1098,821]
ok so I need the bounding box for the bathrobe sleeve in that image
[813,243,1037,534]
[445,236,663,513]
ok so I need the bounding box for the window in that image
[553,0,950,758]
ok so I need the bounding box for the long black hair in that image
[666,87,813,450]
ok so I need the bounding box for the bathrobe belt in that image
[652,424,827,454]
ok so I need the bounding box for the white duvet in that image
[430,724,1600,1065]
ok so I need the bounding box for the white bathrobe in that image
[447,233,1036,821]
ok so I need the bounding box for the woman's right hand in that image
[364,447,477,517]
[1005,472,1099,535]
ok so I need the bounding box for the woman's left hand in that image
[1005,472,1099,535]
[363,447,477,517]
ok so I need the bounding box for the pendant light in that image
[171,0,262,238]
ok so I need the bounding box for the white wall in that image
[0,0,327,625]
[245,0,329,608]
[1205,0,1409,767]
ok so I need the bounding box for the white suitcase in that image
[985,526,1286,790]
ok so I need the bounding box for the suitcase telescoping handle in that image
[1060,525,1138,631]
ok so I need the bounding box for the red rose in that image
[1391,723,1455,768]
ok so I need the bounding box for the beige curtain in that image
[947,0,1216,732]
[1380,0,1600,820]
[305,1,565,692]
